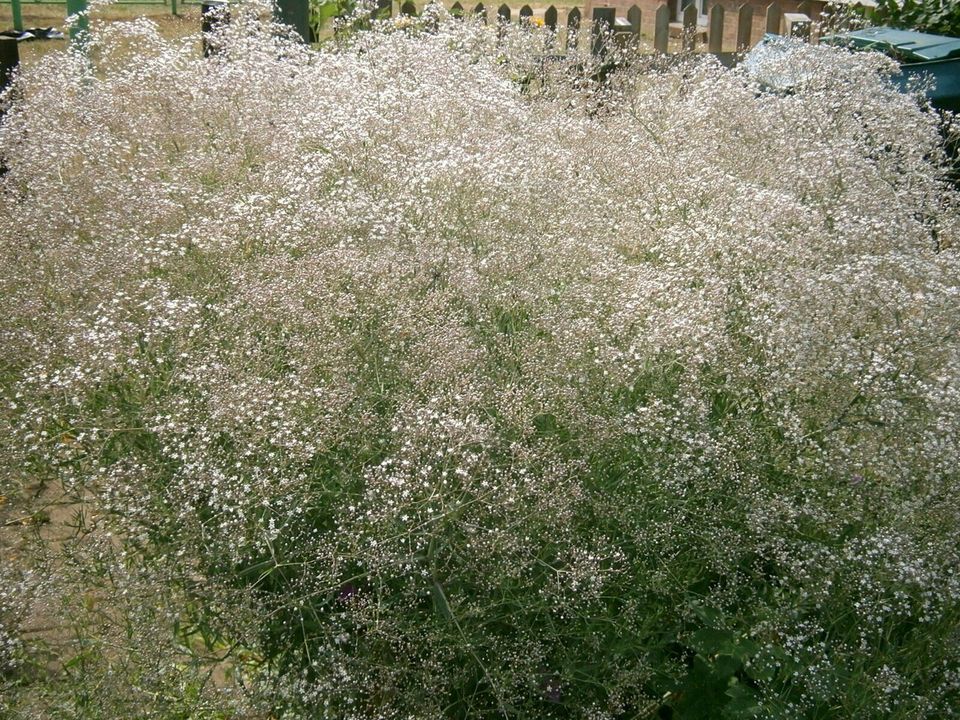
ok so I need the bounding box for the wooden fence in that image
[0,0,816,54]
[397,1,817,53]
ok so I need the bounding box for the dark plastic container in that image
[821,26,960,112]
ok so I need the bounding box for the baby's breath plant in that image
[1,4,959,717]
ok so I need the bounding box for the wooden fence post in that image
[276,0,311,41]
[783,12,810,39]
[202,0,229,56]
[10,0,24,31]
[654,3,669,53]
[0,38,18,94]
[0,37,17,176]
[708,3,723,53]
[628,5,641,35]
[66,0,89,47]
[682,3,697,52]
[797,0,814,40]
[765,1,781,35]
[592,7,615,55]
[736,3,752,49]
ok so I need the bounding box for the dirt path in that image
[2,5,202,67]
[1,476,97,672]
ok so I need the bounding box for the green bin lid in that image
[821,26,960,63]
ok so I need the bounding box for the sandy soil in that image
[2,4,202,67]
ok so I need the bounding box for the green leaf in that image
[723,679,763,718]
[431,581,453,621]
[691,627,735,655]
[690,602,725,627]
[712,653,742,679]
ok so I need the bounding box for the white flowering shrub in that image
[0,567,28,679]
[2,6,959,718]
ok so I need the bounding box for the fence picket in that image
[566,6,581,49]
[708,3,723,53]
[682,3,697,51]
[765,0,781,35]
[654,3,669,53]
[628,5,641,34]
[736,3,752,50]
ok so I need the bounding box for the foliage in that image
[309,0,393,41]
[1,5,960,718]
[309,0,350,38]
[867,0,960,38]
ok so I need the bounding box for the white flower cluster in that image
[1,5,959,717]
